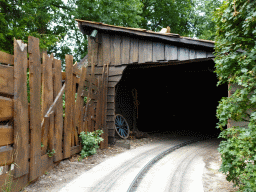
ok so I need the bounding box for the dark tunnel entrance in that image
[115,60,227,138]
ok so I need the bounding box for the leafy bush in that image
[78,130,104,161]
[214,0,256,191]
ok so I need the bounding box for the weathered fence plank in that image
[64,55,73,158]
[13,39,29,178]
[0,96,13,121]
[28,36,42,181]
[74,66,87,134]
[53,59,64,162]
[0,64,14,95]
[41,53,54,155]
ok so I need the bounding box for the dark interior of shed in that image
[115,60,227,139]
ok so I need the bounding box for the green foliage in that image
[46,149,56,157]
[79,130,104,161]
[214,0,256,191]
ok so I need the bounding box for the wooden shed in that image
[76,19,227,143]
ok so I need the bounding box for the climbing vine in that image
[214,0,256,191]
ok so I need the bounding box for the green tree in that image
[139,0,196,36]
[214,0,256,191]
[0,0,70,55]
[192,0,223,40]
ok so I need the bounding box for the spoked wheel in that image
[115,114,130,139]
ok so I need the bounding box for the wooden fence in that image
[0,36,109,191]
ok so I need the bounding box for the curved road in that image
[58,137,219,192]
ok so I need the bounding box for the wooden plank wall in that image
[86,32,214,141]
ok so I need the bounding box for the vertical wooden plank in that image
[74,66,87,134]
[102,33,111,66]
[145,41,153,63]
[165,44,178,61]
[207,52,214,58]
[95,76,102,132]
[41,53,54,155]
[72,74,79,146]
[121,36,130,64]
[13,38,29,178]
[102,64,109,148]
[178,47,190,60]
[88,37,92,67]
[153,42,165,62]
[189,49,196,59]
[48,112,54,151]
[130,38,139,63]
[28,36,41,181]
[91,35,98,66]
[196,50,207,59]
[112,35,121,66]
[98,33,103,66]
[138,40,146,64]
[64,55,73,158]
[53,59,63,162]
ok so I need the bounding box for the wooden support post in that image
[64,55,73,158]
[28,36,42,181]
[13,38,29,178]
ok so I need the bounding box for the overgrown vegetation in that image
[78,130,104,161]
[214,0,256,191]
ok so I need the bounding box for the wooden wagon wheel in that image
[115,114,130,139]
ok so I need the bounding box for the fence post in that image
[28,36,42,181]
[64,55,73,158]
[13,38,29,178]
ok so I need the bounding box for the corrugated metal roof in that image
[75,19,215,45]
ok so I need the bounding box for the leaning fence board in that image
[74,66,87,134]
[64,55,73,158]
[13,39,29,178]
[0,51,14,65]
[0,146,13,166]
[0,64,14,95]
[28,36,42,181]
[53,59,64,162]
[0,126,14,147]
[0,96,13,121]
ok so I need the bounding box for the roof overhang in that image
[75,19,215,49]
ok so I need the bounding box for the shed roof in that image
[76,19,215,48]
